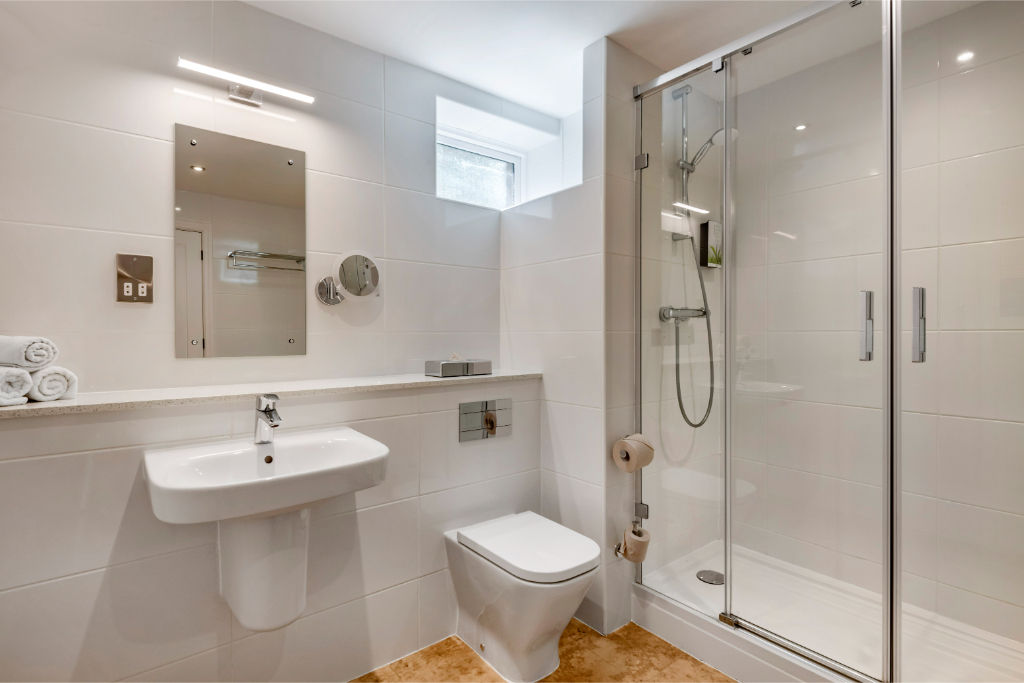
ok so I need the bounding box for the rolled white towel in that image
[28,365,78,402]
[0,336,59,370]
[0,367,32,406]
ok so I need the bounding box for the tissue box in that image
[425,360,467,377]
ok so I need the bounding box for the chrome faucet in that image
[254,393,281,444]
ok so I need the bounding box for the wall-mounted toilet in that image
[444,511,601,682]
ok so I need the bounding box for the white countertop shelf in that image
[0,371,542,420]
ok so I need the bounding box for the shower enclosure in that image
[634,1,1024,681]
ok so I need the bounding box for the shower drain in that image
[696,569,725,585]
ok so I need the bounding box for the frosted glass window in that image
[436,142,516,210]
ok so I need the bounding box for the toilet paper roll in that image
[622,526,651,563]
[611,433,654,473]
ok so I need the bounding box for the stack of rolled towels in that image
[0,336,78,406]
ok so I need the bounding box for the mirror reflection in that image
[174,124,306,358]
[338,255,380,297]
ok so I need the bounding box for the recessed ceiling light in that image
[174,206,182,212]
[177,58,315,104]
[672,201,710,215]
[794,124,807,131]
[190,165,205,172]
[956,51,974,63]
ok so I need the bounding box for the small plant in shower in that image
[708,244,722,266]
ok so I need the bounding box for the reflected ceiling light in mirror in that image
[175,206,182,212]
[673,201,710,215]
[956,51,974,63]
[177,58,315,104]
[190,165,205,172]
[794,124,807,131]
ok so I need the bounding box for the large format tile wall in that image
[731,0,1024,646]
[0,378,542,681]
[898,1,1024,647]
[498,38,657,635]
[0,0,568,391]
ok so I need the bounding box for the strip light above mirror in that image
[177,58,316,105]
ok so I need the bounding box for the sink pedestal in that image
[218,508,311,631]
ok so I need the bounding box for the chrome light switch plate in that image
[117,254,154,303]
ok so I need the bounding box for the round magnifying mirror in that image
[338,254,379,297]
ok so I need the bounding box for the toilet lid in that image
[456,511,600,583]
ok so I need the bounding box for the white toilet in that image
[444,511,601,682]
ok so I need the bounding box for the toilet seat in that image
[456,511,600,583]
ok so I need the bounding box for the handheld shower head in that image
[684,127,738,170]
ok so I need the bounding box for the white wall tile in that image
[305,173,384,255]
[500,178,602,268]
[230,580,418,682]
[0,545,229,682]
[936,331,1024,422]
[417,569,457,649]
[502,255,603,332]
[0,111,172,235]
[901,165,939,250]
[0,447,214,591]
[939,239,1024,330]
[540,470,605,551]
[767,176,884,263]
[540,401,606,486]
[765,331,884,408]
[384,260,499,333]
[763,466,837,549]
[936,501,1024,606]
[126,646,232,682]
[902,81,939,169]
[939,52,1024,160]
[504,332,604,407]
[384,58,504,125]
[939,145,1024,245]
[384,187,499,268]
[383,113,436,194]
[936,1,1024,77]
[305,499,420,614]
[936,416,1024,515]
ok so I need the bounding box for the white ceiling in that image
[248,1,811,118]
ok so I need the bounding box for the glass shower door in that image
[727,2,890,678]
[637,66,726,620]
[899,2,1024,680]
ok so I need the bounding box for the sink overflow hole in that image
[264,455,273,464]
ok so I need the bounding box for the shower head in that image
[681,127,738,171]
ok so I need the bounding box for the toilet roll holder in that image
[614,519,645,560]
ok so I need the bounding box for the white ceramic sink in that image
[143,424,389,631]
[145,426,389,524]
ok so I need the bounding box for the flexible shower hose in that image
[673,236,714,428]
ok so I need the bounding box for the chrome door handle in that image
[860,291,874,361]
[912,287,926,362]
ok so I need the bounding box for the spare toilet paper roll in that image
[611,433,655,473]
[622,526,651,563]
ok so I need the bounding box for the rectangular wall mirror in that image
[174,124,306,358]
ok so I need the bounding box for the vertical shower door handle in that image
[912,287,926,362]
[860,290,874,361]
